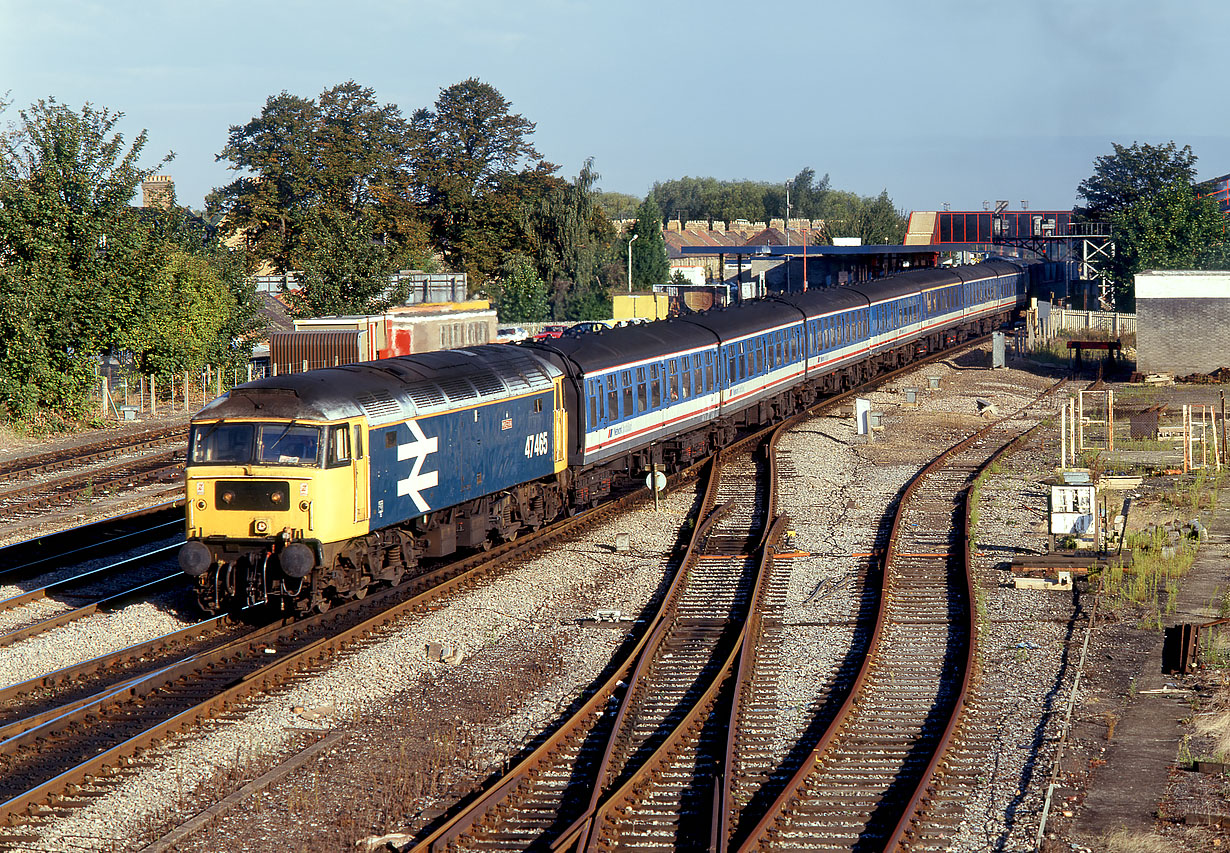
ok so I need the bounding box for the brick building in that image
[1135,270,1230,376]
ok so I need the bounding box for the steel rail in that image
[0,543,180,616]
[884,419,1045,850]
[406,458,725,852]
[0,456,710,830]
[0,453,184,514]
[0,425,186,480]
[732,378,1068,851]
[405,335,1009,853]
[0,502,183,575]
[0,572,187,651]
[572,515,790,853]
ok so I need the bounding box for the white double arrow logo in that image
[396,419,439,513]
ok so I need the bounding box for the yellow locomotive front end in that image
[179,417,370,613]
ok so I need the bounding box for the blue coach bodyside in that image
[529,320,720,468]
[675,300,808,415]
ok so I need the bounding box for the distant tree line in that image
[648,167,907,245]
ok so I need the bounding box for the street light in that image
[627,233,639,293]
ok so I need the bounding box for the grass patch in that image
[1193,703,1230,762]
[1097,526,1198,625]
[1201,629,1230,669]
[1103,828,1181,853]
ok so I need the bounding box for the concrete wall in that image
[1135,271,1230,375]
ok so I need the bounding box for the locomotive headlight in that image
[254,518,270,534]
[221,490,235,505]
[196,499,207,510]
[271,490,285,506]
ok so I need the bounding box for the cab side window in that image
[328,425,351,467]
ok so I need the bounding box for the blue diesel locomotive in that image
[178,261,1023,614]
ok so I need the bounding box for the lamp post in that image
[627,233,639,293]
[785,182,792,293]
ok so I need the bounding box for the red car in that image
[533,324,568,340]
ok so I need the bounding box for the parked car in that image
[561,321,609,338]
[494,326,529,343]
[532,324,568,340]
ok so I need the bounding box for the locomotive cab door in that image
[327,423,368,525]
[552,379,566,472]
[352,423,368,522]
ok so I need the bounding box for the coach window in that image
[705,353,714,391]
[607,378,619,420]
[622,370,633,418]
[649,364,661,408]
[668,361,680,401]
[327,425,350,468]
[588,381,599,425]
[728,347,738,384]
[636,367,647,413]
[758,338,766,373]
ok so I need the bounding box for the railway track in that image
[0,543,185,649]
[0,425,186,481]
[0,336,1034,846]
[0,456,707,840]
[406,428,779,852]
[0,502,184,576]
[731,381,1068,852]
[0,450,184,520]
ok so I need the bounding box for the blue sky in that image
[3,0,1227,216]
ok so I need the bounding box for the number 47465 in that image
[524,431,549,458]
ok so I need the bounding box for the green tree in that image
[496,255,549,322]
[649,169,834,225]
[0,98,170,422]
[211,81,425,287]
[819,190,906,245]
[1075,141,1229,308]
[628,197,669,288]
[128,250,239,376]
[410,78,548,271]
[592,190,640,221]
[288,207,407,318]
[1104,183,1228,309]
[1076,141,1198,220]
[522,158,609,292]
